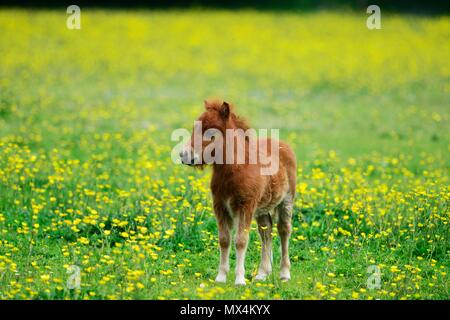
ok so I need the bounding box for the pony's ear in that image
[219,101,230,119]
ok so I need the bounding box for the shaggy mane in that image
[205,99,251,131]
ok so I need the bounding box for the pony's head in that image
[179,99,249,166]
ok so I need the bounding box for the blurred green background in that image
[0,3,448,300]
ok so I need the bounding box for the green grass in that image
[0,9,448,299]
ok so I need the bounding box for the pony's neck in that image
[213,135,252,172]
[227,113,250,131]
[212,113,251,172]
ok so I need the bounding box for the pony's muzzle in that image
[179,148,200,165]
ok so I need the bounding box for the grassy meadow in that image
[0,9,449,299]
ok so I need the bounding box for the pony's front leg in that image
[214,203,232,283]
[234,206,254,286]
[255,213,272,281]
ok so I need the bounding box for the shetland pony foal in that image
[180,100,296,285]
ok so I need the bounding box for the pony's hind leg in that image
[276,195,293,281]
[255,212,273,281]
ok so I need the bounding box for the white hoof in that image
[215,274,227,283]
[235,277,246,286]
[254,273,268,281]
[280,269,291,282]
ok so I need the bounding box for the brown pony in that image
[180,99,297,285]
